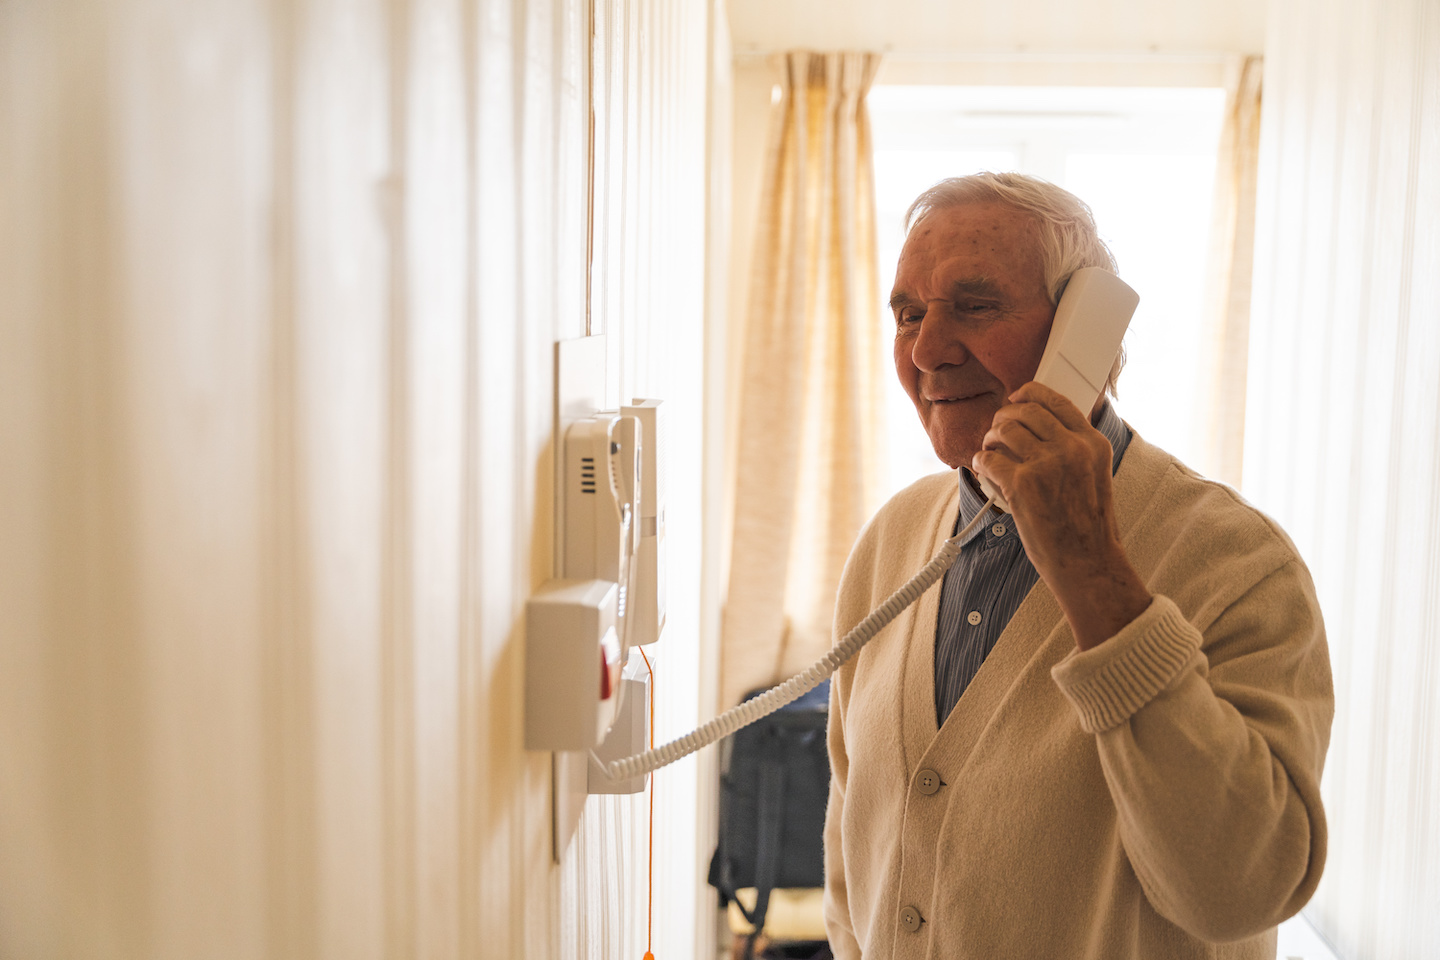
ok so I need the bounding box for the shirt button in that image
[991,523,1006,536]
[915,768,943,795]
[900,905,923,933]
[967,610,982,626]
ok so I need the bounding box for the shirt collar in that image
[953,399,1131,545]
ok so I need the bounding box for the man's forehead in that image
[905,200,1039,248]
[894,202,1043,293]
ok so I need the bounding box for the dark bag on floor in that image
[707,680,831,947]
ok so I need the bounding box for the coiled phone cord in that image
[594,494,1000,783]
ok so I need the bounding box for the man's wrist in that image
[1051,543,1153,651]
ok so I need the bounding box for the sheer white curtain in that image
[1200,56,1264,488]
[720,51,885,711]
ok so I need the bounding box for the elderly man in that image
[822,173,1333,959]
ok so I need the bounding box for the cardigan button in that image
[899,905,923,933]
[915,768,943,795]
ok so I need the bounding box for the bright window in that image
[869,85,1226,498]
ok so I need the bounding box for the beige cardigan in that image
[823,433,1333,959]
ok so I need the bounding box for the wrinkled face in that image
[890,202,1056,470]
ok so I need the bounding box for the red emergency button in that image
[599,626,621,700]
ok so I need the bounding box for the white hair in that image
[904,172,1126,394]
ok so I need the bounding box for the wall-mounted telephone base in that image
[544,338,665,859]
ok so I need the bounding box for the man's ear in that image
[1104,343,1126,400]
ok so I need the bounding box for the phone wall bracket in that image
[547,335,610,862]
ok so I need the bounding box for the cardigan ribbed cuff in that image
[1050,595,1203,734]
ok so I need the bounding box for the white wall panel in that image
[1248,0,1440,956]
[0,1,715,958]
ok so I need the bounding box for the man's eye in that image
[897,311,923,327]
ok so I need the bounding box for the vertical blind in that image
[1246,0,1440,955]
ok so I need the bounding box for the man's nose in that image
[910,306,972,373]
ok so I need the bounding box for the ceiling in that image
[726,0,1266,58]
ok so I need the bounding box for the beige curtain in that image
[1201,56,1264,488]
[719,51,885,711]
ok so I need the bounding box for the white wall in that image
[1247,0,1440,956]
[0,1,716,958]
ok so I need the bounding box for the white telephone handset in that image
[978,267,1140,512]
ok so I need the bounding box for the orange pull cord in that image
[640,646,655,960]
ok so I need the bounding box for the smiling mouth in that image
[927,392,987,404]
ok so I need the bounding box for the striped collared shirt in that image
[933,401,1132,726]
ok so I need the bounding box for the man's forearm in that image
[1048,534,1153,651]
